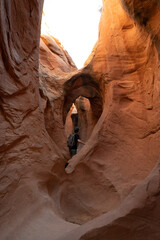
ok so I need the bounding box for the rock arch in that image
[63,73,103,126]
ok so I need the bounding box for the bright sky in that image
[41,0,102,69]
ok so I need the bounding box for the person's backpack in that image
[67,133,76,148]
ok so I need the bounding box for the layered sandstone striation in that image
[0,0,160,239]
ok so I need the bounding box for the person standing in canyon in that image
[67,127,85,158]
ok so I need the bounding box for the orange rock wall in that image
[0,0,160,239]
[0,1,76,239]
[85,0,160,194]
[59,0,160,224]
[39,35,77,157]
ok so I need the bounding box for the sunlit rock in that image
[0,0,160,239]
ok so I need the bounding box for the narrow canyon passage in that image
[0,0,160,240]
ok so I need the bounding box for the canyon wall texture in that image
[0,1,78,240]
[0,0,160,240]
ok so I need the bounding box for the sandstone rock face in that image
[59,159,160,240]
[59,0,160,225]
[39,35,77,157]
[0,1,78,239]
[0,0,160,240]
[75,97,93,142]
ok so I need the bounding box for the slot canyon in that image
[0,0,160,239]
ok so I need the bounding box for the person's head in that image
[74,127,79,133]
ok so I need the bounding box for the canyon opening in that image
[41,0,102,68]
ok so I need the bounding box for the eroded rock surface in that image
[0,0,160,239]
[39,35,77,157]
[0,1,78,239]
[57,0,160,225]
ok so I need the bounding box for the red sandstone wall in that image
[60,0,160,224]
[0,1,75,239]
[0,0,160,239]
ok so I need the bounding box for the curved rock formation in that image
[0,0,160,239]
[39,34,77,157]
[55,0,160,225]
[0,1,77,239]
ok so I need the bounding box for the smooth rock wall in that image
[0,0,160,239]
